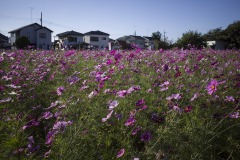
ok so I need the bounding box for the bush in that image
[15,36,30,49]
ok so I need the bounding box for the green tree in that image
[224,20,240,48]
[152,31,162,41]
[203,27,226,41]
[175,30,205,49]
[15,36,30,49]
[152,31,172,49]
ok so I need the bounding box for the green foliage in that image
[225,20,240,48]
[203,27,226,41]
[15,36,30,49]
[175,30,206,49]
[152,31,172,49]
[203,20,240,49]
[152,31,162,41]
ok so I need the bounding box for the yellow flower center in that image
[211,85,215,89]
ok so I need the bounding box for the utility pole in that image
[163,30,167,42]
[29,7,34,23]
[40,12,42,26]
[133,25,137,36]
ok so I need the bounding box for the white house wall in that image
[9,33,16,45]
[63,36,84,46]
[84,35,109,49]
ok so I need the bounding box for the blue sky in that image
[0,0,240,42]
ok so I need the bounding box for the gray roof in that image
[56,30,84,37]
[84,30,109,36]
[9,23,53,33]
[116,36,132,41]
[143,36,154,41]
[117,35,147,41]
[0,33,8,40]
[129,35,146,40]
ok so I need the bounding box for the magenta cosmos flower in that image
[125,115,136,126]
[116,148,125,158]
[206,79,218,95]
[57,86,65,96]
[141,131,152,142]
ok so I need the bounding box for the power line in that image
[0,14,152,38]
[0,15,31,22]
[29,7,34,23]
[0,14,82,33]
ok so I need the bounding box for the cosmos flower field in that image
[0,48,239,159]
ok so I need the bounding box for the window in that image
[39,33,46,38]
[90,37,99,42]
[27,32,30,38]
[68,37,77,42]
[102,37,106,40]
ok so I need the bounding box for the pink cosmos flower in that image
[206,79,218,95]
[0,86,4,91]
[108,100,119,110]
[131,126,141,135]
[190,93,199,101]
[0,56,4,62]
[117,90,127,97]
[166,93,181,100]
[102,110,114,122]
[42,111,53,119]
[104,88,110,93]
[0,97,12,103]
[57,86,65,96]
[184,106,193,113]
[125,115,136,126]
[141,131,152,142]
[27,136,40,153]
[225,96,235,102]
[45,130,57,145]
[136,99,145,107]
[88,90,98,98]
[116,148,125,158]
[172,105,182,113]
[23,119,40,130]
[229,112,239,119]
[53,121,73,131]
[44,149,51,158]
[49,71,56,80]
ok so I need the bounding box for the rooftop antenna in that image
[29,7,34,23]
[40,12,42,26]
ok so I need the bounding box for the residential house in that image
[56,30,84,49]
[108,38,120,50]
[207,40,226,50]
[116,35,147,49]
[143,36,154,50]
[84,30,109,49]
[0,33,10,49]
[9,23,53,49]
[128,35,146,49]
